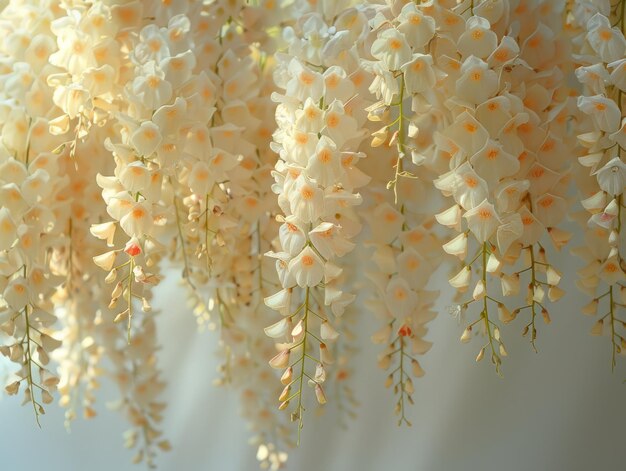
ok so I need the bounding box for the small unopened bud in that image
[460,327,472,343]
[42,390,54,404]
[141,298,152,313]
[541,308,551,324]
[111,281,123,299]
[5,381,19,395]
[320,342,334,364]
[582,299,598,316]
[385,374,393,388]
[278,384,290,402]
[378,354,391,369]
[591,319,603,336]
[314,384,327,405]
[499,343,508,357]
[269,349,290,369]
[114,309,130,323]
[411,359,424,377]
[548,285,565,302]
[476,347,485,362]
[280,367,293,385]
[105,269,117,284]
[405,378,414,394]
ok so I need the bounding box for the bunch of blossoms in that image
[16,1,171,464]
[424,0,576,373]
[170,2,302,465]
[51,133,113,426]
[266,0,372,441]
[356,0,443,424]
[570,0,626,368]
[0,0,69,424]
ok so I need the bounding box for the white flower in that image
[161,50,196,89]
[119,202,152,237]
[586,13,626,63]
[288,246,324,287]
[285,59,324,102]
[599,256,625,284]
[400,54,436,95]
[3,276,31,310]
[385,277,417,318]
[469,139,519,187]
[594,157,626,196]
[131,122,162,157]
[0,207,17,251]
[323,101,359,149]
[288,174,324,223]
[264,288,293,316]
[397,2,436,49]
[49,27,97,75]
[266,251,296,289]
[119,162,151,193]
[456,56,498,105]
[279,219,307,256]
[153,97,187,136]
[463,199,501,242]
[458,16,498,59]
[308,222,354,259]
[369,203,404,243]
[434,162,489,210]
[496,214,523,256]
[371,28,412,71]
[131,61,173,110]
[187,161,213,196]
[578,95,621,132]
[306,136,341,187]
[397,248,429,287]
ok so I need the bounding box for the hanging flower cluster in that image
[359,1,442,425]
[0,0,625,468]
[570,0,626,368]
[265,0,371,440]
[423,0,577,372]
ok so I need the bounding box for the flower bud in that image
[320,342,334,364]
[278,384,290,402]
[105,269,117,284]
[590,319,603,336]
[141,298,152,313]
[93,250,117,271]
[269,349,290,369]
[314,384,327,405]
[320,321,339,341]
[114,309,130,323]
[280,367,293,385]
[476,347,485,362]
[411,359,424,377]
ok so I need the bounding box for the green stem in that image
[295,287,310,446]
[23,303,41,427]
[127,257,134,345]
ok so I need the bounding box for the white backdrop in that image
[1,249,625,471]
